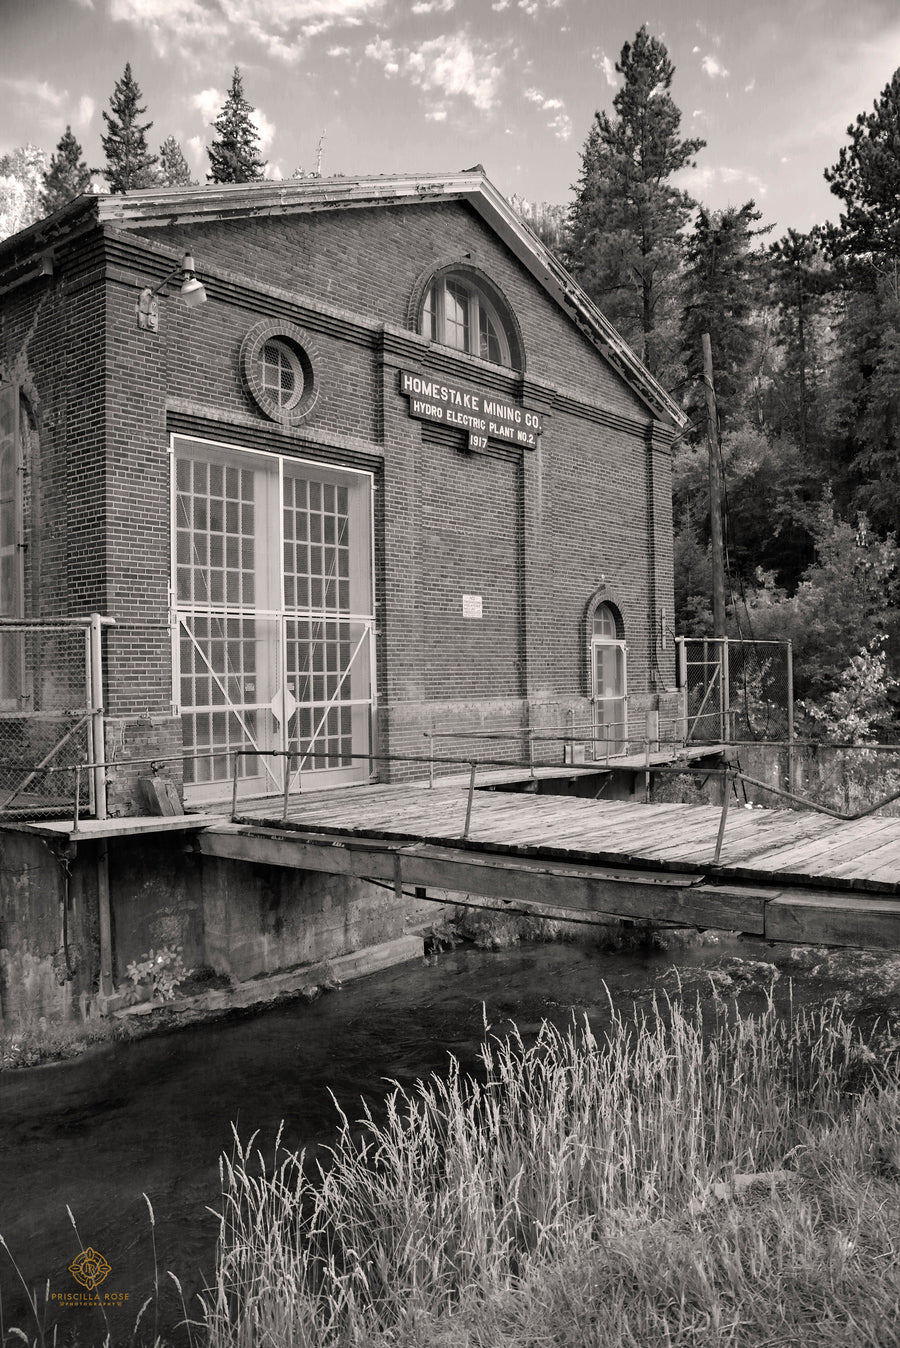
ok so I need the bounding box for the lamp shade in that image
[180,275,207,308]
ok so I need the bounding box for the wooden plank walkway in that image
[237,781,900,895]
[194,777,900,951]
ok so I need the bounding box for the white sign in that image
[462,594,483,619]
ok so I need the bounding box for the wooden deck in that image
[192,777,900,951]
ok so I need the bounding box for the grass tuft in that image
[202,992,900,1347]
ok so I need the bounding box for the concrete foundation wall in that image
[0,832,100,1030]
[0,828,430,1031]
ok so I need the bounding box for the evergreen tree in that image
[206,68,266,184]
[158,136,196,187]
[101,63,158,192]
[40,126,93,214]
[822,67,900,529]
[824,68,900,291]
[681,202,769,432]
[565,27,704,380]
[766,229,832,454]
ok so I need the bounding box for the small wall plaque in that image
[462,594,483,619]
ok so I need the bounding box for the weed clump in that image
[202,994,900,1347]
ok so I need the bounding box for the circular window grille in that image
[261,339,305,410]
[241,322,319,425]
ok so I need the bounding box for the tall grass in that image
[202,993,900,1348]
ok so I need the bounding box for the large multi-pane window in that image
[173,436,374,801]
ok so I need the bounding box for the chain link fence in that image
[0,622,101,818]
[677,637,793,745]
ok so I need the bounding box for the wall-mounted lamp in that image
[136,251,207,332]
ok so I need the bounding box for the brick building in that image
[0,170,684,1024]
[0,169,682,818]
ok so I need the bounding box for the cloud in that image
[524,86,570,139]
[192,87,224,123]
[366,30,502,113]
[0,77,66,110]
[109,0,384,62]
[701,54,729,79]
[76,95,95,127]
[251,106,277,152]
[365,36,400,75]
[411,0,455,11]
[327,44,351,55]
[744,77,756,93]
[592,50,618,87]
[517,0,563,13]
[407,33,501,111]
[677,163,767,200]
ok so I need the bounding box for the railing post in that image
[89,614,107,820]
[231,752,239,821]
[714,770,731,865]
[282,750,291,822]
[462,760,477,839]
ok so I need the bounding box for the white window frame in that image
[422,274,512,366]
[590,604,627,756]
[170,433,376,802]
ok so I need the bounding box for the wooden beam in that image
[764,892,900,950]
[198,828,768,933]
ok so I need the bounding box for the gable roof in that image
[2,168,684,427]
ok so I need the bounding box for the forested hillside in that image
[538,27,899,742]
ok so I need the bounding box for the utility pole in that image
[702,332,727,639]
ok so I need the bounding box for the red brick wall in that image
[2,194,678,802]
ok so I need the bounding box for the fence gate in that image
[677,637,793,744]
[0,618,106,819]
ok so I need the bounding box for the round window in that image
[240,322,319,426]
[261,339,305,411]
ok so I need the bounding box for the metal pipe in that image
[89,613,107,820]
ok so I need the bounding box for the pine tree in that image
[158,136,196,187]
[824,68,900,292]
[101,63,158,192]
[822,68,900,529]
[40,126,93,214]
[206,69,266,184]
[566,27,704,380]
[680,202,769,431]
[766,229,832,454]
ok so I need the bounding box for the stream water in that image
[0,932,894,1344]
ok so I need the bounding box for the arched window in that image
[419,270,520,368]
[590,603,626,754]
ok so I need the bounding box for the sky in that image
[2,0,900,237]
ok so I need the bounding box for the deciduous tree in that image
[0,144,47,239]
